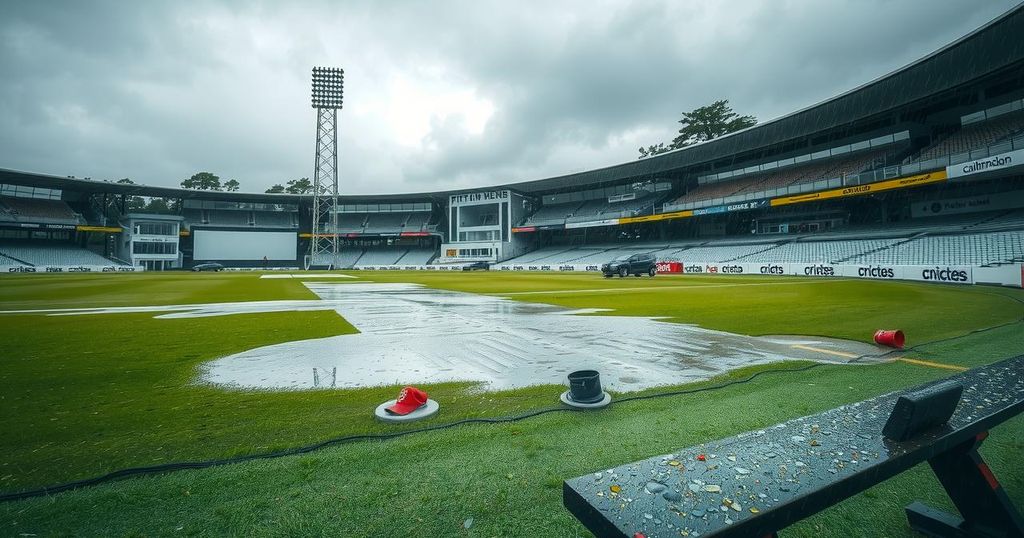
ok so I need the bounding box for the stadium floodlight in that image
[308,66,344,269]
[311,67,344,109]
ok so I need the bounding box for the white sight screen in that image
[193,230,297,261]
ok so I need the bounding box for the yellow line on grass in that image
[497,279,839,296]
[790,344,860,359]
[896,358,968,371]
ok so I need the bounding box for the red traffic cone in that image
[874,329,905,349]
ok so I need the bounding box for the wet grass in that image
[1,271,1022,536]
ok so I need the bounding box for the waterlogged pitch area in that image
[2,271,1023,536]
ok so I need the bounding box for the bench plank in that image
[563,355,1024,538]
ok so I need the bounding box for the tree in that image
[146,198,170,212]
[638,143,669,159]
[671,99,757,149]
[181,172,222,191]
[284,177,313,194]
[127,196,146,210]
[265,184,285,194]
[638,99,757,158]
[117,178,135,184]
[223,179,240,192]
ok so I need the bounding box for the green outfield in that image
[1,271,1022,536]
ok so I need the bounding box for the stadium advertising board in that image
[911,189,1024,218]
[946,148,1024,179]
[618,210,693,225]
[691,199,770,217]
[449,190,509,206]
[770,171,947,207]
[6,265,143,273]
[565,219,619,229]
[790,263,841,277]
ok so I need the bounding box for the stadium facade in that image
[1,6,1024,286]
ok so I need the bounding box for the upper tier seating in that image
[914,111,1024,162]
[671,149,890,206]
[0,196,79,224]
[0,241,125,267]
[253,211,297,228]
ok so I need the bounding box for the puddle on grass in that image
[198,282,884,391]
[3,282,885,392]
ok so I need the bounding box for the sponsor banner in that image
[790,263,841,277]
[76,225,123,233]
[691,199,770,217]
[771,171,947,207]
[5,265,143,274]
[608,193,637,203]
[565,219,618,230]
[656,261,682,274]
[843,265,898,280]
[450,190,510,206]
[947,148,1024,179]
[618,210,693,225]
[971,264,1023,288]
[912,189,1024,218]
[900,265,973,285]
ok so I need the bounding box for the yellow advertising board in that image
[770,170,947,207]
[618,210,693,225]
[76,225,123,233]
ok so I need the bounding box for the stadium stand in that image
[0,241,124,267]
[671,149,891,205]
[253,211,297,228]
[363,212,408,233]
[393,247,435,265]
[335,213,367,233]
[734,239,906,263]
[913,111,1024,161]
[844,230,1024,266]
[403,212,432,232]
[0,196,80,224]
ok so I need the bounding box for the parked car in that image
[462,261,491,271]
[601,253,657,278]
[192,262,225,272]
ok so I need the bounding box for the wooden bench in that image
[563,355,1024,537]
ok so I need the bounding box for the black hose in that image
[2,295,1022,504]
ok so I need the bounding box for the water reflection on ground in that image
[195,282,884,391]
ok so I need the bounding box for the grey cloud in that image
[0,0,1018,195]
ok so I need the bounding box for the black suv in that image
[601,253,657,278]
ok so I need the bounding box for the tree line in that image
[114,173,315,213]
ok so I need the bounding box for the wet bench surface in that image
[563,355,1024,538]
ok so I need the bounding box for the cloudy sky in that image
[0,1,1017,195]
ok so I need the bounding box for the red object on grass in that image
[697,454,706,461]
[874,329,905,349]
[386,386,429,415]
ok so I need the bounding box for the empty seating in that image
[0,241,124,266]
[336,213,367,233]
[735,239,902,263]
[845,231,1024,266]
[671,150,891,206]
[914,112,1024,161]
[0,196,79,224]
[254,211,296,228]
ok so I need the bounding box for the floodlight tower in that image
[308,66,344,269]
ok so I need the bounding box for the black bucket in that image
[567,370,604,404]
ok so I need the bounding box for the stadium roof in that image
[2,4,1023,204]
